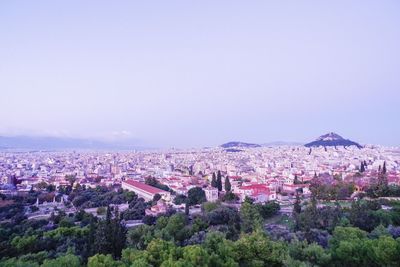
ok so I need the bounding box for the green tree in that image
[158,213,189,243]
[293,193,302,215]
[130,258,151,267]
[124,198,146,220]
[370,236,400,267]
[41,254,81,267]
[126,224,154,250]
[94,207,126,258]
[240,201,263,233]
[111,207,127,258]
[88,254,123,267]
[243,196,254,204]
[329,227,370,266]
[181,245,210,266]
[211,173,217,188]
[257,201,280,219]
[0,258,39,267]
[173,194,187,205]
[145,177,171,192]
[348,201,382,232]
[222,191,238,202]
[224,176,231,192]
[145,239,179,266]
[369,224,390,239]
[153,193,161,202]
[217,171,223,191]
[187,187,206,206]
[11,235,37,253]
[185,202,190,215]
[95,207,112,255]
[360,162,365,173]
[121,248,150,266]
[288,241,331,267]
[202,201,220,213]
[234,232,288,267]
[203,232,238,267]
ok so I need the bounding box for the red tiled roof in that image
[239,184,270,194]
[123,180,166,194]
[283,183,309,188]
[240,184,268,190]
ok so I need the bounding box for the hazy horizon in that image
[0,132,391,150]
[1,1,399,147]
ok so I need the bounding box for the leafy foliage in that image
[187,187,206,206]
[3,186,400,267]
[145,177,172,192]
[68,187,135,208]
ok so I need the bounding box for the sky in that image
[1,1,399,148]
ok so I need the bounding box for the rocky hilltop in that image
[305,132,362,148]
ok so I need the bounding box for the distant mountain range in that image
[220,141,261,148]
[305,132,362,148]
[0,132,363,151]
[0,136,147,151]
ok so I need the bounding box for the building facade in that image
[122,180,171,201]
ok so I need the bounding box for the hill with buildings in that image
[305,132,362,148]
[220,141,261,148]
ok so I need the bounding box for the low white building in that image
[204,187,218,202]
[122,180,171,201]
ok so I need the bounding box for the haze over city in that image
[1,0,400,148]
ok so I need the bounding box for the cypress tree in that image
[111,207,126,258]
[293,195,301,231]
[211,173,217,188]
[94,206,112,255]
[185,202,189,215]
[216,171,222,191]
[189,165,194,175]
[94,206,126,259]
[86,217,97,257]
[224,176,231,192]
[360,162,365,173]
[293,193,302,215]
[377,161,388,197]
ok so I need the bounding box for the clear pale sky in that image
[1,1,399,147]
